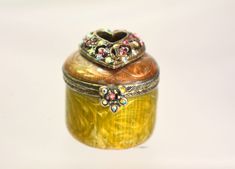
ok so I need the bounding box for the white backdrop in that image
[0,0,235,168]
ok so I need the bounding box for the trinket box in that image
[62,29,160,149]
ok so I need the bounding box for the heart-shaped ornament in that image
[80,29,145,69]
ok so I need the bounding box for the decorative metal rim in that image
[79,28,145,69]
[63,69,159,113]
[63,70,159,98]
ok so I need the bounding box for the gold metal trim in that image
[63,69,159,98]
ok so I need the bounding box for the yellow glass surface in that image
[66,86,158,149]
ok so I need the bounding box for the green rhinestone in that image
[105,57,113,63]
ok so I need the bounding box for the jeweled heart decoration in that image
[80,29,145,69]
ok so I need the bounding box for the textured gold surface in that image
[66,87,158,149]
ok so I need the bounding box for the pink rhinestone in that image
[128,34,134,39]
[119,46,129,55]
[123,40,129,45]
[109,93,116,100]
[140,40,144,46]
[129,33,140,39]
[128,33,136,39]
[98,48,107,56]
[133,33,140,38]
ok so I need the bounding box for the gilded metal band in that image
[80,29,145,69]
[63,70,159,98]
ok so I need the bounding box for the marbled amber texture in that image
[66,87,158,149]
[63,51,159,85]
